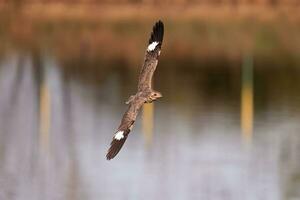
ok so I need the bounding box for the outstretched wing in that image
[106,96,145,160]
[138,20,164,92]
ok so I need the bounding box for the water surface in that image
[0,52,300,200]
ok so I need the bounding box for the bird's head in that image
[150,91,163,101]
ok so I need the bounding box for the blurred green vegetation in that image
[1,0,300,6]
[0,3,300,120]
[0,3,299,66]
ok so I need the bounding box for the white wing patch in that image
[114,131,124,140]
[147,41,159,51]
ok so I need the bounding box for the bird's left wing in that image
[138,20,164,91]
[106,96,145,160]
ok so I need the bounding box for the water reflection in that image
[0,51,300,200]
[142,103,154,146]
[241,54,254,143]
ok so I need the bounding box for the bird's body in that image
[106,20,164,160]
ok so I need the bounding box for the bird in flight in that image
[106,20,164,160]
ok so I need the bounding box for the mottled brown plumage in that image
[106,20,164,160]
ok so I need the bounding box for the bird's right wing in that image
[106,96,145,160]
[138,20,164,91]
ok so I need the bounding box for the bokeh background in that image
[0,1,300,200]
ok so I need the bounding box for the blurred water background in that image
[0,1,300,200]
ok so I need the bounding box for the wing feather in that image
[138,20,164,91]
[106,96,145,160]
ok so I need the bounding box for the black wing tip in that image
[106,133,128,160]
[148,20,164,45]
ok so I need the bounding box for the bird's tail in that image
[106,130,129,160]
[147,20,164,52]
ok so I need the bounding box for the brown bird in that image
[106,20,164,160]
